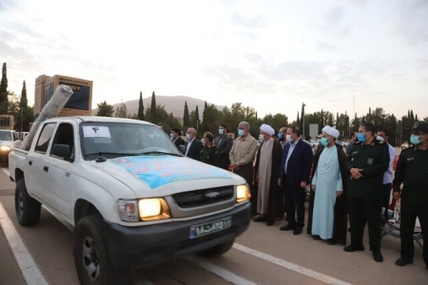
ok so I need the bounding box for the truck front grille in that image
[172,186,234,208]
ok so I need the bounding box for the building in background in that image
[0,115,14,130]
[34,75,93,117]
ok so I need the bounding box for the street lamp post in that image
[302,103,306,138]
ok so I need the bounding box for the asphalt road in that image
[1,165,427,285]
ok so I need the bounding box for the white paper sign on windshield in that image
[83,126,111,138]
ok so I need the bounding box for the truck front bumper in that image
[103,202,251,270]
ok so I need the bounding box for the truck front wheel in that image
[198,238,235,258]
[73,214,129,285]
[15,179,41,226]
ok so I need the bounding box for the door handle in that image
[28,160,32,165]
[43,166,49,172]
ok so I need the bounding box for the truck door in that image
[43,121,77,219]
[26,123,56,204]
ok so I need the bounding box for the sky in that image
[1,0,427,120]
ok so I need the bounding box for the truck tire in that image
[73,214,129,285]
[15,179,41,227]
[198,238,235,258]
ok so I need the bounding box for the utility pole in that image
[20,107,23,132]
[301,103,306,138]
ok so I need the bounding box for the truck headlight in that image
[236,184,251,203]
[0,146,11,152]
[138,198,170,221]
[118,198,171,222]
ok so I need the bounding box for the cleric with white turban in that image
[260,124,275,136]
[322,125,339,139]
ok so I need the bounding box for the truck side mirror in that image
[52,144,71,161]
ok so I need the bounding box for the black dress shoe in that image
[343,245,365,252]
[312,235,321,240]
[253,215,267,222]
[373,252,384,262]
[279,224,295,231]
[266,220,274,226]
[395,257,413,266]
[293,227,303,235]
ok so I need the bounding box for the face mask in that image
[219,129,224,135]
[376,136,384,141]
[186,133,191,140]
[410,134,421,145]
[201,139,206,146]
[259,134,265,142]
[285,134,292,142]
[238,129,244,137]
[170,133,174,140]
[357,132,366,143]
[319,137,329,147]
[277,133,283,141]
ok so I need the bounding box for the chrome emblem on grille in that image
[205,191,220,198]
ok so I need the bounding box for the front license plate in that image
[189,216,232,239]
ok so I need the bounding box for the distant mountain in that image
[92,95,224,118]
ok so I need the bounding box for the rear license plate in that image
[189,216,232,239]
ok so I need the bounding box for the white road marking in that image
[0,202,48,285]
[186,255,257,285]
[233,243,352,285]
[1,167,10,176]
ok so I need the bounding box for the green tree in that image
[189,110,197,129]
[0,62,9,113]
[195,105,200,130]
[150,91,157,123]
[260,113,288,132]
[201,101,221,133]
[115,102,127,118]
[6,92,20,128]
[17,80,29,131]
[145,104,181,131]
[138,91,145,120]
[96,101,114,117]
[335,112,350,139]
[183,101,189,128]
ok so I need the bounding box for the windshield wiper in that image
[84,152,138,157]
[139,151,182,156]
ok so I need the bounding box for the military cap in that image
[412,121,428,133]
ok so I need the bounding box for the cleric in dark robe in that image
[252,124,284,225]
[307,126,349,245]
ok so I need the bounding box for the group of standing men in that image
[171,119,428,269]
[233,120,428,269]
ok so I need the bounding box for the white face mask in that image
[376,136,384,141]
[259,134,265,142]
[286,134,292,142]
[186,133,191,140]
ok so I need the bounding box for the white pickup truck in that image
[8,116,251,285]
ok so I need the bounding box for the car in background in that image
[0,129,18,165]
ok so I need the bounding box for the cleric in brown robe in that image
[252,124,284,225]
[307,139,349,245]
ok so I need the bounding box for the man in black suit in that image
[213,124,233,170]
[171,127,185,153]
[278,126,313,235]
[184,127,202,160]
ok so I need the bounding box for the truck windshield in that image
[79,122,182,159]
[0,131,12,140]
